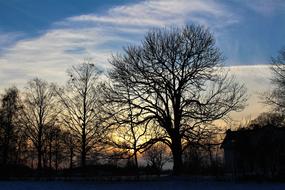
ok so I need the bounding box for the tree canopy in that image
[107,25,247,174]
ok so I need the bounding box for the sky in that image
[0,0,284,121]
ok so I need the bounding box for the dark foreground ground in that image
[0,179,285,190]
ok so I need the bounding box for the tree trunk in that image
[2,141,8,165]
[171,136,183,175]
[2,123,11,165]
[49,140,52,169]
[69,148,73,169]
[37,148,42,169]
[81,133,86,167]
[134,149,138,169]
[37,123,43,169]
[55,150,58,171]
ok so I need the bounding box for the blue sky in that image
[0,0,284,67]
[0,0,284,84]
[0,0,284,119]
[0,0,138,34]
[0,0,137,50]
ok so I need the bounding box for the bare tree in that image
[110,117,155,169]
[144,143,170,173]
[101,81,163,170]
[183,123,223,174]
[249,112,285,128]
[20,78,58,169]
[42,124,64,170]
[49,126,63,171]
[264,48,285,113]
[108,25,247,174]
[0,87,23,164]
[55,62,106,167]
[108,85,158,169]
[61,131,77,169]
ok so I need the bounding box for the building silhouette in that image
[221,126,285,177]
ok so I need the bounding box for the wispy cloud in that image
[0,0,275,119]
[242,0,285,16]
[67,0,237,29]
[0,0,238,89]
[227,65,272,120]
[0,32,25,53]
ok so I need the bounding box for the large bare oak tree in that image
[108,25,247,174]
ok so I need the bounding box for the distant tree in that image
[50,126,63,171]
[183,132,223,174]
[264,48,285,113]
[101,79,164,170]
[61,131,77,169]
[43,124,54,169]
[249,112,284,128]
[108,25,247,174]
[13,124,29,165]
[20,78,58,169]
[55,62,107,167]
[183,144,204,173]
[42,124,64,170]
[0,87,23,164]
[110,122,147,169]
[144,143,170,173]
[181,121,223,174]
[105,82,159,169]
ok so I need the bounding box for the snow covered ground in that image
[0,180,284,190]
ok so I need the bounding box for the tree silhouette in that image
[0,87,24,164]
[108,25,247,174]
[143,143,170,173]
[101,80,163,171]
[55,62,106,167]
[42,124,64,170]
[264,48,285,112]
[20,78,59,169]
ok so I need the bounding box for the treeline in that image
[0,64,223,176]
[0,25,247,177]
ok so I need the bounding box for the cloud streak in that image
[0,0,238,88]
[67,0,233,28]
[227,65,272,120]
[242,0,285,16]
[0,0,273,118]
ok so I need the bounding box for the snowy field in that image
[0,180,285,190]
